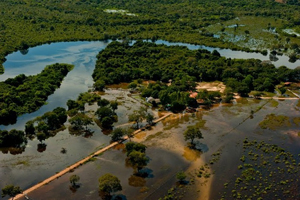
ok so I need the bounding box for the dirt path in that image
[287,89,300,98]
[13,113,173,200]
[260,97,299,100]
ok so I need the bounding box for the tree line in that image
[0,63,73,125]
[1,0,300,73]
[93,41,300,109]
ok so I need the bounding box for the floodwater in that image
[20,97,300,200]
[1,39,299,130]
[1,41,300,200]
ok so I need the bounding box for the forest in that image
[2,1,300,199]
[0,63,73,125]
[1,0,300,73]
[93,41,300,110]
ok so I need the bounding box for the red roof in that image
[189,92,198,98]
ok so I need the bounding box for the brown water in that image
[16,97,300,200]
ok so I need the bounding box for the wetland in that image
[2,1,300,199]
[1,40,300,199]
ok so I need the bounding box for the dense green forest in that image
[93,41,300,88]
[0,129,27,148]
[93,41,300,109]
[1,0,300,73]
[0,63,73,125]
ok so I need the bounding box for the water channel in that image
[1,40,300,199]
[1,40,300,131]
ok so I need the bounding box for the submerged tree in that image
[128,107,147,129]
[110,100,118,112]
[127,150,149,173]
[69,113,94,131]
[110,128,125,141]
[69,174,80,187]
[184,125,203,146]
[125,142,146,156]
[98,174,122,197]
[1,185,22,200]
[176,171,187,184]
[146,113,154,125]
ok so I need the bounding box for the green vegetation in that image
[98,173,122,197]
[259,114,291,130]
[183,125,203,146]
[69,174,80,187]
[176,171,187,184]
[125,142,147,156]
[110,128,125,141]
[69,113,94,134]
[25,107,67,143]
[0,129,27,148]
[67,92,101,116]
[95,105,117,129]
[125,142,149,174]
[1,184,22,200]
[93,41,300,111]
[1,0,300,77]
[0,1,280,72]
[128,107,148,129]
[221,139,300,199]
[67,93,120,130]
[0,63,73,125]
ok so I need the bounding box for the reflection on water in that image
[154,40,300,69]
[1,41,109,131]
[1,39,299,130]
[1,40,300,199]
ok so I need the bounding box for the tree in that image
[212,50,220,57]
[110,100,118,112]
[69,113,94,130]
[176,171,187,183]
[36,132,47,144]
[36,121,49,135]
[98,98,110,107]
[101,116,114,129]
[67,99,79,110]
[146,113,154,125]
[25,121,35,135]
[184,126,203,145]
[125,142,146,156]
[96,107,114,120]
[94,79,105,91]
[1,185,22,200]
[128,107,147,129]
[279,87,286,95]
[0,129,27,148]
[69,174,80,187]
[53,107,67,125]
[111,128,124,141]
[98,174,122,196]
[127,150,149,172]
[124,128,134,140]
[253,91,263,99]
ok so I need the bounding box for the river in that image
[1,40,300,130]
[1,40,300,200]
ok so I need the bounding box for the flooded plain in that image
[7,94,300,200]
[1,41,300,199]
